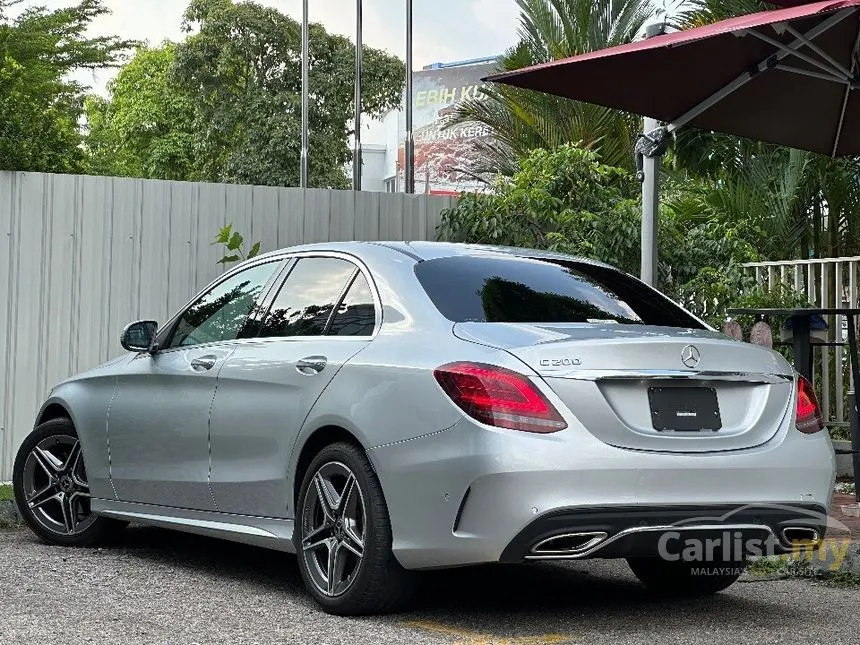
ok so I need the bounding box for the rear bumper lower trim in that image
[500,503,828,562]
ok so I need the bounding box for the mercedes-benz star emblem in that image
[681,344,701,368]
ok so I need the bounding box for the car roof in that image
[256,240,616,270]
[381,241,615,268]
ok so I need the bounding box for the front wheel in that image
[13,418,126,546]
[627,556,745,596]
[296,442,416,615]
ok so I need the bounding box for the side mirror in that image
[121,320,159,353]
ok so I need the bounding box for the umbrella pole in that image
[636,119,668,287]
[636,23,669,288]
[640,116,660,287]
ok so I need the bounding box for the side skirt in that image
[91,498,296,553]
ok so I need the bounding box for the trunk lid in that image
[454,322,795,453]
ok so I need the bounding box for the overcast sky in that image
[20,0,521,96]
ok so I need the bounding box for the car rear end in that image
[370,247,835,570]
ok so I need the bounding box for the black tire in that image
[13,418,126,546]
[627,556,745,596]
[296,441,416,615]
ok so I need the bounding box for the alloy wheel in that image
[21,435,96,536]
[300,461,367,597]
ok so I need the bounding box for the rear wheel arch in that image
[292,425,368,510]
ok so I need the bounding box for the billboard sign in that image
[398,60,497,195]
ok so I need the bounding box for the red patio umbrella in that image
[487,0,860,156]
[486,0,860,285]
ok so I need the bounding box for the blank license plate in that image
[648,386,722,431]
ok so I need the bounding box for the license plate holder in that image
[648,386,722,431]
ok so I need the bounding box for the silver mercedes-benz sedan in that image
[13,241,835,614]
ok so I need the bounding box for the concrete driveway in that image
[1,526,858,644]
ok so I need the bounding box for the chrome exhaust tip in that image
[529,531,608,557]
[781,527,821,545]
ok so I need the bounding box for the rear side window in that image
[414,255,703,329]
[327,273,376,336]
[259,257,356,337]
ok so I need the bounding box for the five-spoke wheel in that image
[301,462,366,597]
[296,442,415,615]
[13,418,126,545]
[21,434,95,536]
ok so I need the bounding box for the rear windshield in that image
[414,255,703,329]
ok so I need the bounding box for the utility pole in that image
[404,0,414,193]
[300,0,309,188]
[353,0,362,191]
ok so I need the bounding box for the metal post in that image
[640,115,659,287]
[638,22,666,288]
[850,391,860,501]
[848,314,860,499]
[353,0,362,191]
[404,0,414,194]
[300,0,309,188]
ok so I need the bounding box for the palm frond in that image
[447,0,657,177]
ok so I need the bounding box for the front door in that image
[108,260,282,509]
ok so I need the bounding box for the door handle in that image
[190,355,218,371]
[297,356,327,375]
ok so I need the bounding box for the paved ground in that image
[2,527,860,645]
[831,491,860,538]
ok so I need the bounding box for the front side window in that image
[414,255,704,329]
[168,262,279,348]
[258,257,357,337]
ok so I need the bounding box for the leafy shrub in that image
[439,145,642,274]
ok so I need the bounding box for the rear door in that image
[208,254,378,518]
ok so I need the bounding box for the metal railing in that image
[742,257,860,427]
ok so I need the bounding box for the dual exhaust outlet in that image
[528,526,821,559]
[781,527,821,545]
[529,532,609,558]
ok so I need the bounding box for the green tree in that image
[171,0,404,188]
[439,145,642,272]
[85,43,196,180]
[0,0,133,173]
[448,0,656,176]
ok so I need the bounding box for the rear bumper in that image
[499,503,828,562]
[369,416,836,570]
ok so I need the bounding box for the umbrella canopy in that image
[487,0,860,156]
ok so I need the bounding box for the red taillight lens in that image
[433,362,567,433]
[796,376,824,434]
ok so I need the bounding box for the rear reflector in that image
[433,362,566,433]
[795,376,824,434]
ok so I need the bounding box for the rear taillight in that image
[433,362,567,433]
[795,376,824,434]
